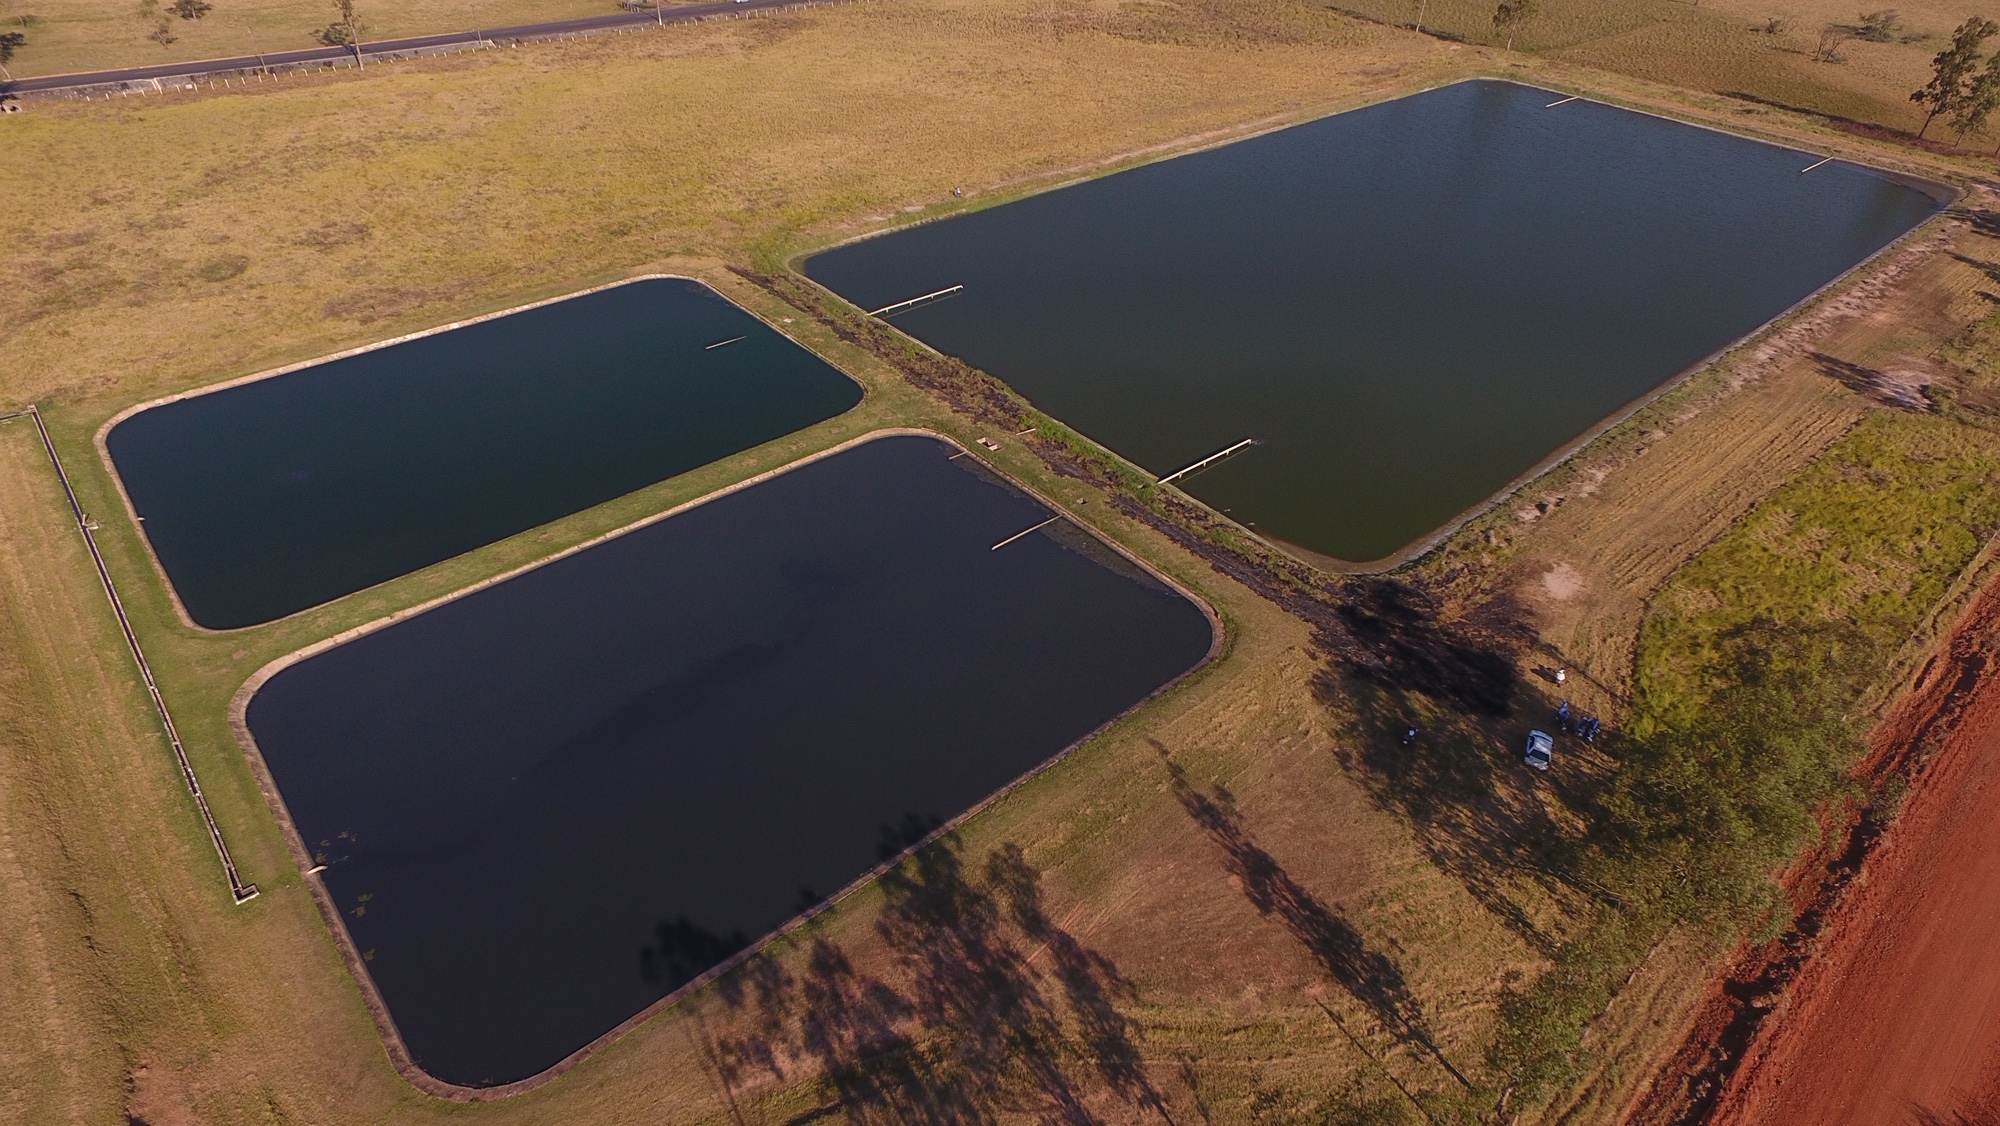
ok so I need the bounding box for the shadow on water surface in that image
[638,811,946,999]
[693,829,1169,1124]
[643,919,752,995]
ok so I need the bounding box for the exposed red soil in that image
[1715,637,2000,1124]
[1630,577,2000,1126]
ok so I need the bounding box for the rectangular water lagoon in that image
[241,434,1216,1088]
[106,277,863,628]
[805,80,1943,564]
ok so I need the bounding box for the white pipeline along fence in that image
[0,408,257,905]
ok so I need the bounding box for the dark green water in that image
[243,435,1215,1087]
[106,278,862,628]
[805,80,1942,563]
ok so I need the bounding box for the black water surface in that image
[106,278,862,628]
[244,435,1215,1087]
[804,79,1941,563]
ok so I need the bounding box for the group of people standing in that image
[1555,699,1599,743]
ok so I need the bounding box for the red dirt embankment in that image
[1716,645,2000,1124]
[1635,577,2000,1126]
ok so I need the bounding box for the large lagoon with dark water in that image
[806,79,1942,564]
[244,435,1215,1087]
[107,278,862,628]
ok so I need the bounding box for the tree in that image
[168,0,212,18]
[1912,16,2000,138]
[1816,23,1855,61]
[1951,51,2000,143]
[1855,8,1900,41]
[137,0,175,46]
[1493,0,1538,50]
[313,0,363,65]
[0,29,23,80]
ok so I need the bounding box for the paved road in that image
[3,0,813,95]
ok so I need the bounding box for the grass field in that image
[1327,0,2000,138]
[0,0,616,77]
[7,0,2000,1120]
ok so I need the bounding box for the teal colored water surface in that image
[106,278,862,628]
[804,80,1942,563]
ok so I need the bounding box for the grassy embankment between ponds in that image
[6,0,2000,1119]
[0,5,1522,1121]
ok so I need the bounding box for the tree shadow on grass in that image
[1320,580,1522,720]
[1318,665,1620,964]
[1305,571,1633,964]
[1960,207,2000,241]
[700,830,1170,1124]
[1156,748,1470,1092]
[1809,351,1932,411]
[1950,250,2000,287]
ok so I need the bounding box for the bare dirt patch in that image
[1537,563,1584,603]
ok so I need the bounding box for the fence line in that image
[1,407,257,905]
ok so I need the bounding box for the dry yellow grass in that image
[0,5,1549,1120]
[6,0,1999,1121]
[1330,0,2000,136]
[0,0,614,78]
[2,0,1438,409]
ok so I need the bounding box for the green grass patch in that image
[1638,411,2000,730]
[1489,409,2000,1100]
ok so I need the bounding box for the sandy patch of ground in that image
[1537,562,1585,603]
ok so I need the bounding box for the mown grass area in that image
[1638,412,2000,730]
[1481,407,2000,1105]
